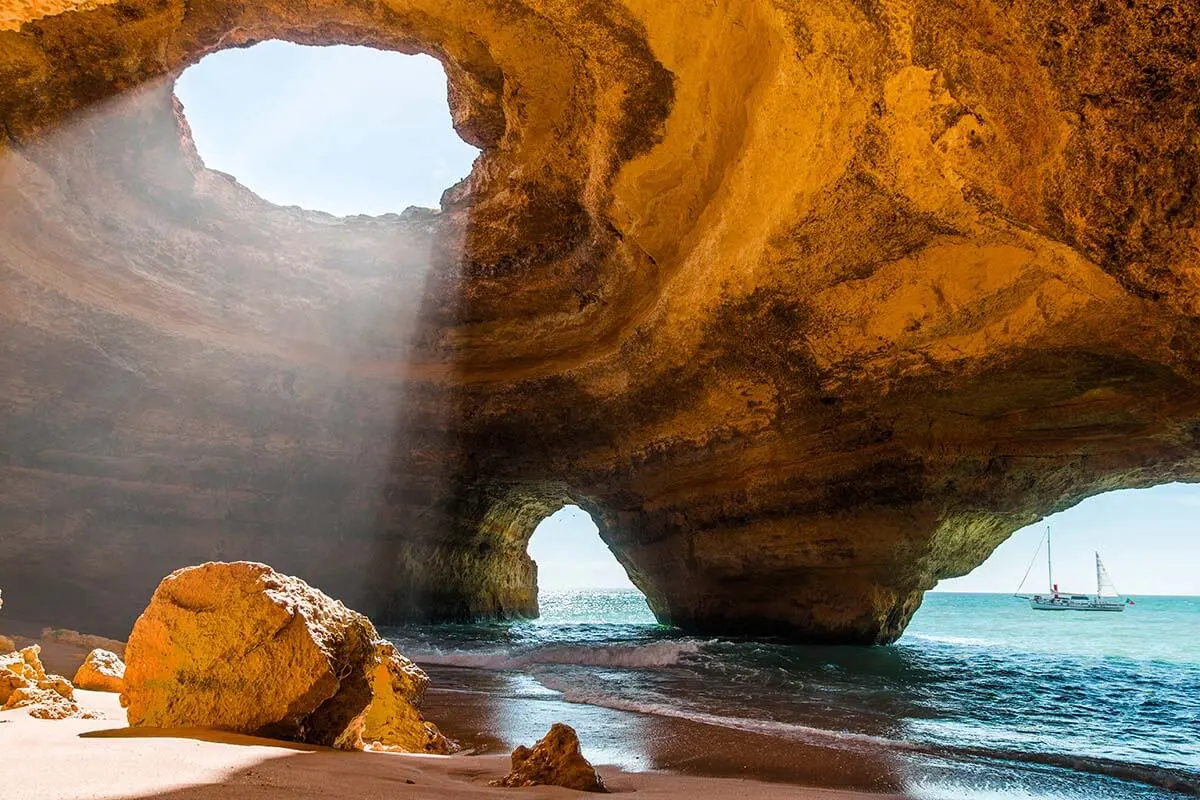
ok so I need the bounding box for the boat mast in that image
[1096,551,1102,596]
[1046,526,1053,593]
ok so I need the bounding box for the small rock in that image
[2,645,72,697]
[73,649,125,693]
[39,673,74,700]
[4,686,99,719]
[3,644,46,684]
[362,640,455,754]
[0,671,27,705]
[0,645,92,719]
[491,723,607,793]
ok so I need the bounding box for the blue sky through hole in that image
[528,506,636,591]
[174,41,479,215]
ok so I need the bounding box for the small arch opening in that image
[933,483,1200,597]
[526,505,652,623]
[912,482,1200,662]
[173,41,480,216]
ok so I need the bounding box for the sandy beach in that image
[2,618,907,799]
[4,689,904,800]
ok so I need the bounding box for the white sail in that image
[1096,552,1120,597]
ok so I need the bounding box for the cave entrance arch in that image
[526,505,651,623]
[931,482,1200,598]
[527,505,637,592]
[907,483,1200,662]
[451,490,653,625]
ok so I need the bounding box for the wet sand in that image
[421,665,910,794]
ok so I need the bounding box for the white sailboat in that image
[1014,528,1133,612]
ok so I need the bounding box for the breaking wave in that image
[405,640,706,670]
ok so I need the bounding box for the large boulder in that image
[492,723,607,793]
[73,649,125,693]
[120,562,379,749]
[362,641,454,754]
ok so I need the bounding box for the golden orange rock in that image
[121,562,378,749]
[3,685,100,719]
[492,723,607,793]
[0,644,95,718]
[72,648,125,693]
[0,0,119,33]
[120,562,445,750]
[362,641,455,754]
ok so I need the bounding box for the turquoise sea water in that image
[384,591,1200,799]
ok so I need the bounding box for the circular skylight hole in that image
[174,41,480,216]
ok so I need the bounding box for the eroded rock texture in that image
[72,648,125,693]
[363,640,454,753]
[0,644,94,719]
[0,0,1198,643]
[121,562,379,748]
[492,723,608,793]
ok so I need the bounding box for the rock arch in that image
[0,0,1198,643]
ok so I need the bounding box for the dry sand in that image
[3,691,906,800]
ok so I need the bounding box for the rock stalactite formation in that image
[0,0,1198,643]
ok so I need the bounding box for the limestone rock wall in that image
[0,0,1197,642]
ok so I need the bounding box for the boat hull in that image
[1029,600,1125,612]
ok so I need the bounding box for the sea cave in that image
[1,0,1199,650]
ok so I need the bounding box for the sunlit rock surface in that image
[362,640,454,754]
[492,723,608,793]
[1,0,1198,643]
[121,562,380,749]
[0,645,94,718]
[73,648,125,693]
